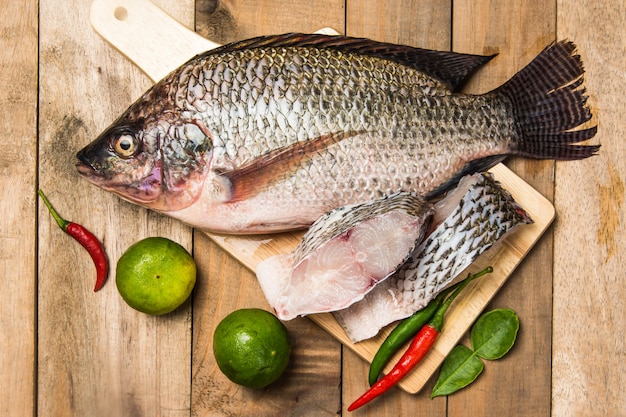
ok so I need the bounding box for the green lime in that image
[213,308,291,388]
[116,237,196,315]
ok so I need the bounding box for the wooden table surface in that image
[2,0,624,416]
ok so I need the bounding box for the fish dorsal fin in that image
[202,33,496,91]
[218,131,360,203]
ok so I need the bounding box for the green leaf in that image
[470,308,520,360]
[431,345,484,398]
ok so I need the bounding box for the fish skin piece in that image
[256,193,434,320]
[76,34,597,233]
[333,172,533,342]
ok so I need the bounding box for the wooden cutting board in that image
[90,0,555,393]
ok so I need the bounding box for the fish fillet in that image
[333,172,533,342]
[257,193,433,320]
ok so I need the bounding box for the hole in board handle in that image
[114,6,128,21]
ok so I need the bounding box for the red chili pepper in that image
[38,190,109,292]
[347,266,493,412]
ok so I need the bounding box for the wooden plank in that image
[37,0,194,415]
[342,4,452,414]
[450,1,556,416]
[191,2,346,416]
[0,1,38,416]
[346,0,451,46]
[196,0,345,42]
[554,1,626,416]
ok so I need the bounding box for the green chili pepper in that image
[368,267,494,386]
[368,283,457,385]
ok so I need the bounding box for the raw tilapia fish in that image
[334,172,533,342]
[76,34,598,234]
[256,193,433,320]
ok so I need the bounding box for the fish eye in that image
[112,134,139,158]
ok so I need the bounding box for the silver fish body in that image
[333,172,533,342]
[76,35,597,233]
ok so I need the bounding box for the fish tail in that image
[495,40,599,159]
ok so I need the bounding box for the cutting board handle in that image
[90,0,218,82]
[90,0,339,83]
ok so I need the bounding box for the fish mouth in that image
[75,150,122,188]
[75,159,120,194]
[75,160,101,180]
[75,159,111,189]
[75,147,104,180]
[75,158,161,206]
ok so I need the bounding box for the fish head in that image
[76,107,213,212]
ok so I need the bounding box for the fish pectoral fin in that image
[220,131,361,203]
